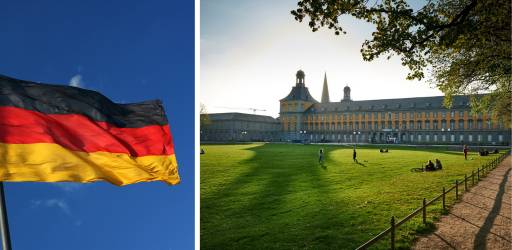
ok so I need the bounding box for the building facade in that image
[200,112,280,142]
[280,70,510,145]
[201,70,510,145]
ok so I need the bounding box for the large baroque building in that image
[201,70,510,145]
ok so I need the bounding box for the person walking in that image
[318,148,324,164]
[353,148,357,163]
[463,145,469,160]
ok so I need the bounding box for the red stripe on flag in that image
[0,106,174,157]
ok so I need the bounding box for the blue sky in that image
[0,1,194,249]
[201,0,442,117]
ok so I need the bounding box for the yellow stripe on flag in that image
[0,143,179,186]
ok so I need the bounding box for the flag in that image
[0,75,179,186]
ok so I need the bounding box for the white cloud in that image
[31,199,71,215]
[69,74,84,88]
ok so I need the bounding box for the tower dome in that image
[295,70,305,87]
[343,85,351,101]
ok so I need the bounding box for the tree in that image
[291,0,511,126]
[200,103,211,128]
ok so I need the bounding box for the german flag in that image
[0,75,179,186]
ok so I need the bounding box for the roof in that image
[207,112,279,123]
[280,86,318,102]
[305,95,474,113]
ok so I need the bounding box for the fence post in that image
[390,216,395,250]
[442,187,446,210]
[472,170,475,185]
[477,168,480,181]
[422,198,426,224]
[464,174,468,191]
[455,180,458,200]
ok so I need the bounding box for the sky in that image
[0,1,194,249]
[200,0,443,118]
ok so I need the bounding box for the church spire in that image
[321,72,330,103]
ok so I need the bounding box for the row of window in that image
[307,133,505,143]
[284,119,500,131]
[305,110,488,122]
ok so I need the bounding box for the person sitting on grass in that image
[425,160,435,171]
[435,159,442,170]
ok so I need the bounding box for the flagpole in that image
[0,182,12,250]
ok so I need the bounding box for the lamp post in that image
[299,130,307,143]
[353,131,361,145]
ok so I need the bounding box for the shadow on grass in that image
[201,144,358,249]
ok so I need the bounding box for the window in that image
[469,134,473,142]
[381,121,385,129]
[426,134,430,142]
[486,120,491,129]
[425,121,430,129]
[373,112,378,119]
[434,134,438,141]
[450,134,455,142]
[487,134,492,142]
[387,121,392,129]
[409,121,414,129]
[434,112,438,118]
[433,120,439,129]
[441,120,446,129]
[417,121,422,129]
[442,135,446,142]
[459,111,464,117]
[459,134,463,142]
[477,134,482,142]
[458,120,464,129]
[388,112,392,120]
[418,134,422,142]
[450,120,455,130]
[425,112,430,118]
[442,112,446,118]
[410,134,414,141]
[450,111,455,117]
[499,135,503,142]
[468,119,473,129]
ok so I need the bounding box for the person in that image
[318,148,324,164]
[353,149,357,162]
[463,145,468,160]
[425,160,435,171]
[200,148,205,155]
[435,159,442,170]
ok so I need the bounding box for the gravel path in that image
[414,155,511,250]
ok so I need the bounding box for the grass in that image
[200,143,502,249]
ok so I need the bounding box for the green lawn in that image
[200,143,502,249]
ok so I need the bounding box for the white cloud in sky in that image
[31,199,71,215]
[69,74,84,88]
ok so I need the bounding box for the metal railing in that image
[356,151,510,250]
